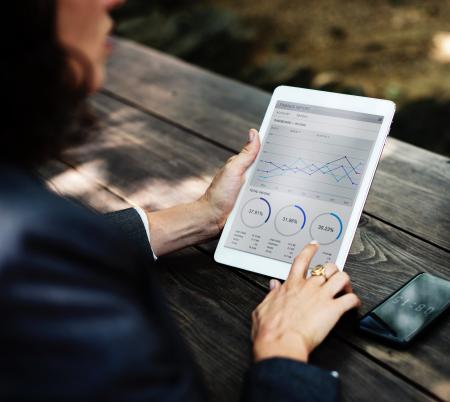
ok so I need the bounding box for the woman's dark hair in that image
[3,1,95,167]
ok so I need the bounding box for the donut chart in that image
[309,212,343,245]
[274,205,307,237]
[241,197,271,228]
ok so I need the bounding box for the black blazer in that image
[0,164,339,402]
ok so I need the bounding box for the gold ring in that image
[311,264,327,280]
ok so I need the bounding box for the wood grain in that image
[103,37,450,251]
[56,92,449,400]
[39,160,129,212]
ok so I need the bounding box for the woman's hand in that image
[252,242,361,363]
[200,129,260,230]
[146,129,260,256]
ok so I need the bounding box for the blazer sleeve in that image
[104,208,156,261]
[0,205,208,402]
[241,358,340,402]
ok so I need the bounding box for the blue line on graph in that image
[257,155,362,185]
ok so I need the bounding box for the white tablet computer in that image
[214,86,395,279]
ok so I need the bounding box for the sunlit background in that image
[113,0,450,156]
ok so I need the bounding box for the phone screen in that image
[360,273,450,343]
[224,100,384,267]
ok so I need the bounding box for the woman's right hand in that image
[251,241,361,362]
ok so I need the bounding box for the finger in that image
[324,271,353,297]
[324,263,339,280]
[308,263,339,287]
[260,279,281,305]
[334,293,361,315]
[269,278,281,291]
[308,271,327,286]
[227,129,261,176]
[287,241,319,282]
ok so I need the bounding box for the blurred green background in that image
[113,0,450,156]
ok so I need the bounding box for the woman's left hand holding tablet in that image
[146,129,260,256]
[200,128,261,230]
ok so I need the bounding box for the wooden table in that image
[41,37,450,402]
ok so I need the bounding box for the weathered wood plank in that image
[39,160,129,212]
[76,93,230,209]
[60,93,450,400]
[104,37,450,250]
[40,162,435,401]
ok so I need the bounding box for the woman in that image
[0,1,360,401]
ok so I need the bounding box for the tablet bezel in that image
[214,86,395,280]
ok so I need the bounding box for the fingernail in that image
[249,129,256,142]
[269,279,277,290]
[310,240,319,245]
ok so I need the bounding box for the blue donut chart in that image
[274,204,307,237]
[241,197,272,228]
[309,212,344,245]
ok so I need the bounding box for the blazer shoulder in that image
[0,168,137,279]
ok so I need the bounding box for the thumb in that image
[230,129,260,175]
[269,278,281,291]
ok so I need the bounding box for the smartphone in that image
[359,273,450,347]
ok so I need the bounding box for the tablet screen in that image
[225,100,384,267]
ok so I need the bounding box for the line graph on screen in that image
[251,130,374,205]
[257,155,363,185]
